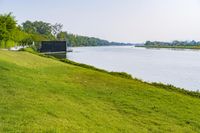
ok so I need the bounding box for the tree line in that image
[0,13,130,48]
[145,40,200,46]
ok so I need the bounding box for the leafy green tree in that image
[22,20,55,40]
[0,13,17,41]
[52,23,63,37]
[57,31,67,41]
[33,21,52,36]
[0,13,17,48]
[22,20,36,34]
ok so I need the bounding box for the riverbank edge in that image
[20,48,200,98]
[135,45,200,50]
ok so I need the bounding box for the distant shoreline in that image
[135,45,200,50]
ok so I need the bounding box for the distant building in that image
[40,41,67,53]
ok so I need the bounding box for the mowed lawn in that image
[0,50,200,133]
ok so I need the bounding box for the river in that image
[67,46,200,91]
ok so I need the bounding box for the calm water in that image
[67,46,200,91]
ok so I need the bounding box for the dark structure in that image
[40,41,67,53]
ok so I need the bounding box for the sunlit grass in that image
[0,50,200,132]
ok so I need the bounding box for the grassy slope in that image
[0,50,200,133]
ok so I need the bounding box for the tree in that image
[22,20,36,34]
[52,23,63,38]
[0,13,18,48]
[33,21,52,36]
[145,41,152,46]
[57,31,67,41]
[22,20,55,40]
[22,21,52,36]
[0,13,17,41]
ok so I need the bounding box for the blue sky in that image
[1,0,200,43]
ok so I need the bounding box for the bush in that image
[109,72,133,79]
[5,40,15,48]
[0,40,16,48]
[20,47,36,53]
[0,40,6,48]
[29,45,37,51]
[151,82,200,98]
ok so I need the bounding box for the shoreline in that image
[135,45,200,50]
[22,48,200,98]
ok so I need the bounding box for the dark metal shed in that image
[40,41,67,53]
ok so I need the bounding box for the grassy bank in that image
[136,45,200,49]
[25,48,200,98]
[0,50,200,132]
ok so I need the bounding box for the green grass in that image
[0,50,200,133]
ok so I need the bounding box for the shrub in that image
[109,72,133,79]
[151,82,200,98]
